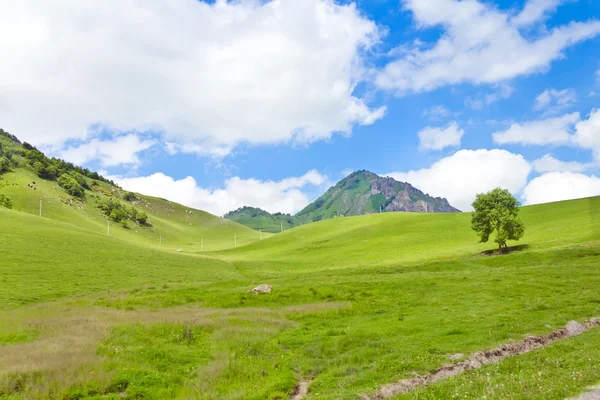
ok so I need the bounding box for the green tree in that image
[109,207,126,222]
[0,194,13,209]
[57,174,85,198]
[0,156,10,174]
[69,171,90,189]
[135,211,148,225]
[471,188,525,252]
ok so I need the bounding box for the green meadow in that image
[1,169,600,399]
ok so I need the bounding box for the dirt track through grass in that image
[367,318,600,399]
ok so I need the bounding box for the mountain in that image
[223,206,302,233]
[225,170,460,230]
[296,170,460,222]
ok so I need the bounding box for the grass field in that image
[1,182,600,399]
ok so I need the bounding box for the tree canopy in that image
[471,188,525,251]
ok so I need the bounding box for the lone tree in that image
[471,188,525,252]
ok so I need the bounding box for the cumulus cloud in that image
[573,108,600,161]
[533,88,576,114]
[418,122,464,151]
[376,0,600,94]
[492,109,600,163]
[492,112,579,146]
[110,170,328,216]
[387,149,532,211]
[511,0,563,27]
[523,172,600,205]
[59,134,156,167]
[0,0,384,156]
[532,154,592,173]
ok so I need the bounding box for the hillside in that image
[297,170,459,222]
[0,129,261,251]
[223,206,302,233]
[224,195,600,268]
[2,192,600,399]
[225,170,460,231]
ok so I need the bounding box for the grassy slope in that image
[1,196,600,399]
[0,168,261,251]
[223,196,600,269]
[224,208,301,233]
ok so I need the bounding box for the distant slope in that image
[297,170,459,222]
[224,206,302,233]
[0,129,260,251]
[224,196,600,269]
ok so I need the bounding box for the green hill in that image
[3,129,600,400]
[223,206,302,233]
[224,170,460,231]
[0,129,261,251]
[1,193,600,399]
[223,195,600,269]
[297,170,459,222]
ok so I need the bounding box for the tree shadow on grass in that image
[480,244,530,256]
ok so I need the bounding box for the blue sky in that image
[1,0,599,215]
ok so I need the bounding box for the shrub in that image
[109,208,126,222]
[98,198,149,225]
[135,211,148,225]
[69,171,90,190]
[0,194,12,209]
[0,156,11,174]
[57,174,85,198]
[124,192,136,201]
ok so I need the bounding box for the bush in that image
[135,211,148,225]
[124,192,136,201]
[109,207,126,222]
[97,198,148,226]
[0,194,12,209]
[69,171,90,190]
[0,156,11,174]
[57,174,85,198]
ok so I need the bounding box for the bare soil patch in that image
[291,379,311,400]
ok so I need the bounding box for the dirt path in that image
[366,318,600,399]
[291,380,311,400]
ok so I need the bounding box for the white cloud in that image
[0,0,384,156]
[387,149,532,211]
[523,172,600,205]
[532,154,592,173]
[422,105,451,120]
[492,112,579,146]
[465,84,514,110]
[511,0,563,27]
[573,108,600,161]
[533,88,576,114]
[110,170,328,216]
[58,134,156,167]
[492,109,600,163]
[418,121,464,151]
[376,0,600,94]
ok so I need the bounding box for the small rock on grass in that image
[252,284,272,294]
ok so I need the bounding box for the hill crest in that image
[225,170,460,230]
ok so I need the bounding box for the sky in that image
[1,0,599,215]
